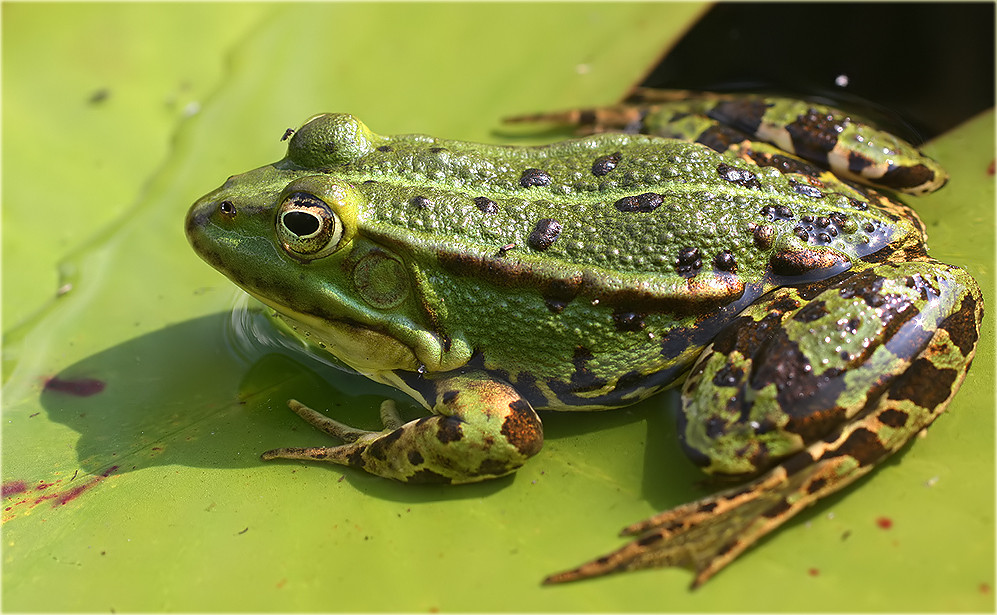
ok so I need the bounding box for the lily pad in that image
[3,3,993,612]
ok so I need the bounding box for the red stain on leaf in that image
[37,467,118,507]
[987,160,995,176]
[808,568,819,577]
[44,376,106,396]
[2,481,27,498]
[53,483,92,506]
[981,583,991,594]
[876,516,893,529]
[2,466,120,521]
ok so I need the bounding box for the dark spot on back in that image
[790,180,824,198]
[527,218,562,251]
[613,192,664,213]
[717,163,761,189]
[753,224,775,250]
[713,249,737,272]
[520,168,551,188]
[591,151,621,176]
[473,196,498,214]
[675,246,702,276]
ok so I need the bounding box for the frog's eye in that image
[276,192,344,260]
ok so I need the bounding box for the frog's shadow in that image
[39,313,665,504]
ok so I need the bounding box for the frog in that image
[185,91,983,588]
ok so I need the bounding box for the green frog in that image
[185,92,983,587]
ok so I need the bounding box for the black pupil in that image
[219,200,235,214]
[284,211,320,236]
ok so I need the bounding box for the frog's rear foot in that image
[543,461,811,587]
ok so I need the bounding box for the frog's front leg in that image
[545,256,982,587]
[262,372,544,484]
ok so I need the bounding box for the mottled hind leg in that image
[545,258,982,587]
[262,372,544,484]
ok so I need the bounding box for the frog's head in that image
[185,121,468,378]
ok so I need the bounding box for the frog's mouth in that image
[258,301,441,408]
[260,301,422,376]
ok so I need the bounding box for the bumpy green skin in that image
[185,93,982,587]
[512,89,949,195]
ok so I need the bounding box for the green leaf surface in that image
[3,3,993,612]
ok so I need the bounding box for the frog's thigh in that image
[680,258,983,478]
[266,372,543,484]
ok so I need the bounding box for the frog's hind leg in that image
[262,372,544,485]
[503,105,650,135]
[506,89,947,195]
[545,258,982,587]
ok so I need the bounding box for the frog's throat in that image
[257,295,468,380]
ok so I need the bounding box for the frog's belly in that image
[390,330,707,412]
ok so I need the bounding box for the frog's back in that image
[289,114,909,316]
